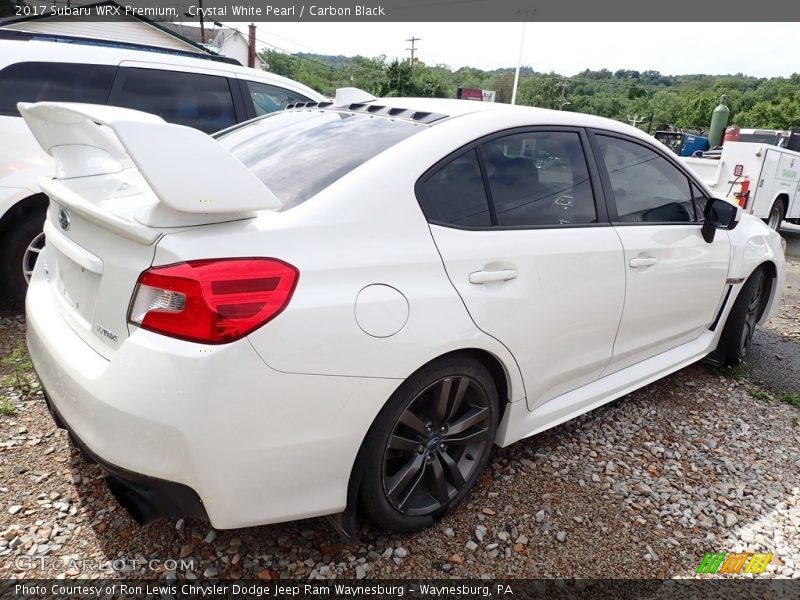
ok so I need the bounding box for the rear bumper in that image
[42,389,208,523]
[26,249,402,528]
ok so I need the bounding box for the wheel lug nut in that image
[440,443,446,450]
[417,445,424,454]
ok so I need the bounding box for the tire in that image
[765,200,785,232]
[714,267,771,366]
[0,212,46,307]
[359,355,499,532]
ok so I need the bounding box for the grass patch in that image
[780,392,800,408]
[1,344,32,371]
[0,399,15,416]
[748,388,772,402]
[711,363,748,381]
[1,344,34,396]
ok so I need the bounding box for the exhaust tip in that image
[105,475,161,525]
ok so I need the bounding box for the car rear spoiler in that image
[17,102,281,216]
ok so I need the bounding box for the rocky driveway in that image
[748,257,800,395]
[0,261,798,581]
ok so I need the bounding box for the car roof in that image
[354,96,655,140]
[0,36,325,101]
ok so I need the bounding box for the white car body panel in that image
[498,331,718,446]
[0,115,54,191]
[727,213,786,322]
[602,225,730,374]
[0,186,38,218]
[24,97,785,529]
[429,225,625,412]
[27,270,403,527]
[152,167,527,400]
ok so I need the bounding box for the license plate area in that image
[49,244,102,329]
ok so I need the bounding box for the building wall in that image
[212,30,265,70]
[5,18,200,53]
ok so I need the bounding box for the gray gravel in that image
[1,262,799,580]
[748,257,800,394]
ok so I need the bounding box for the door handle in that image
[629,257,657,268]
[469,269,518,284]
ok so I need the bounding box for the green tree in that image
[379,59,416,97]
[253,51,800,131]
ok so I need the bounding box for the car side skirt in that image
[497,331,717,447]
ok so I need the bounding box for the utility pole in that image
[511,23,526,105]
[405,36,421,66]
[198,0,205,44]
[627,115,646,128]
[247,23,256,68]
[559,80,569,110]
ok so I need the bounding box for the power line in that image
[254,36,343,71]
[257,29,328,55]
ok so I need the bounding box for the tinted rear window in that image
[219,110,424,209]
[0,62,116,116]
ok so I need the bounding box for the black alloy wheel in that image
[359,355,499,532]
[383,374,493,516]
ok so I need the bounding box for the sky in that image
[222,22,800,78]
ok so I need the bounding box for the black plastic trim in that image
[709,285,733,332]
[229,77,249,121]
[284,103,448,124]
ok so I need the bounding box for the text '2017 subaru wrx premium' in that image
[21,90,784,533]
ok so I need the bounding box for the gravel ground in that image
[1,261,799,581]
[747,258,800,395]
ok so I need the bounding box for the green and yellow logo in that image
[697,552,772,574]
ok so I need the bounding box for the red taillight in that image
[128,258,298,344]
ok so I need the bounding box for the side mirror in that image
[701,197,741,243]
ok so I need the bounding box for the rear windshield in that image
[218,110,424,209]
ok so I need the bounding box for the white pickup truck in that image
[681,141,800,231]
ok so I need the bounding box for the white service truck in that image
[681,141,800,231]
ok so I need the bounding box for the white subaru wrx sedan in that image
[21,92,784,533]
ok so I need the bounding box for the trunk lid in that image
[39,172,163,359]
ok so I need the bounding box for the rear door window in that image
[0,62,116,116]
[482,131,596,226]
[108,67,237,133]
